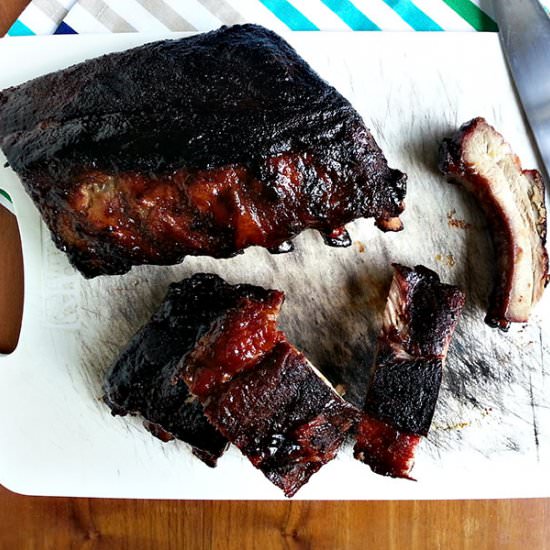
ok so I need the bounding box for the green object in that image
[442,0,498,31]
[0,189,12,203]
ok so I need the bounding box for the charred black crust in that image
[484,312,510,331]
[438,117,484,179]
[104,271,359,494]
[103,273,274,465]
[268,240,295,254]
[0,25,406,179]
[364,353,442,436]
[204,342,360,497]
[321,227,352,247]
[364,265,465,436]
[391,264,466,358]
[438,137,462,179]
[0,24,406,277]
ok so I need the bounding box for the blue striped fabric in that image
[7,19,35,36]
[6,0,518,36]
[383,0,443,31]
[6,0,550,37]
[321,0,380,30]
[259,0,319,30]
[54,21,77,34]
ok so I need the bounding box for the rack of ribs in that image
[104,273,359,496]
[439,117,548,330]
[354,265,465,479]
[0,24,406,278]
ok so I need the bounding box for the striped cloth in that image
[1,0,549,212]
[9,0,534,36]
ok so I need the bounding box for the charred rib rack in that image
[354,265,465,478]
[439,117,548,330]
[0,24,406,278]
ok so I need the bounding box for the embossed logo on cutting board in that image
[41,222,80,328]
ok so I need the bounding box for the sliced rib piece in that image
[354,264,465,478]
[202,342,358,497]
[439,117,548,330]
[178,281,359,497]
[103,274,279,466]
[0,24,406,278]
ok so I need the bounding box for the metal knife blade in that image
[491,0,550,181]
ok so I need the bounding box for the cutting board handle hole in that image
[0,204,24,354]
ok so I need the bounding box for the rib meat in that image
[354,264,465,478]
[0,24,406,278]
[179,283,359,497]
[439,117,548,330]
[103,274,279,466]
[104,273,359,495]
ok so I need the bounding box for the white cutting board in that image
[1,32,549,500]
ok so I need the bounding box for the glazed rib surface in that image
[104,272,359,495]
[103,273,276,466]
[0,24,406,277]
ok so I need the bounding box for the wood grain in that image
[0,0,28,35]
[0,2,550,548]
[0,484,549,549]
[0,207,23,353]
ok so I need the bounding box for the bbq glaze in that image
[183,292,285,399]
[104,273,359,495]
[178,283,359,497]
[202,342,359,497]
[354,415,421,479]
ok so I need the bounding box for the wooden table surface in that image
[1,3,550,548]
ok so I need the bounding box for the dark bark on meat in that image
[439,117,548,330]
[178,284,359,497]
[202,342,359,497]
[0,24,406,278]
[365,352,443,436]
[103,273,277,466]
[354,264,465,479]
[104,273,359,495]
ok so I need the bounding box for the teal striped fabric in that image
[9,0,529,37]
[383,0,443,31]
[8,0,550,36]
[319,0,379,31]
[259,0,320,30]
